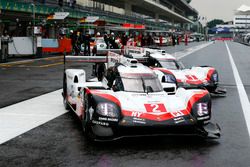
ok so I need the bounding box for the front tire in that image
[82,95,96,141]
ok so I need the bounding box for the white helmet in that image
[97,32,100,36]
[111,32,114,35]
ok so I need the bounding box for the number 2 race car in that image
[124,46,227,96]
[62,51,221,141]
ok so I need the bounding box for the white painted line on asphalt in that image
[176,42,213,60]
[0,89,67,145]
[225,42,250,137]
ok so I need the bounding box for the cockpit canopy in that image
[113,75,163,93]
[105,66,163,93]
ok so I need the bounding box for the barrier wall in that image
[8,37,36,55]
[42,38,72,53]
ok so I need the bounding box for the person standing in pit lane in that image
[185,33,188,46]
[159,34,163,46]
[121,33,128,47]
[83,31,91,56]
[104,32,109,49]
[109,32,118,49]
[1,30,12,62]
[70,30,78,55]
[172,34,176,46]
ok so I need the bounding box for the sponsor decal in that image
[174,117,185,124]
[131,111,143,117]
[92,120,109,126]
[144,103,167,113]
[132,94,165,97]
[133,117,146,124]
[185,75,198,80]
[98,117,118,122]
[184,75,203,84]
[133,120,146,124]
[170,111,184,117]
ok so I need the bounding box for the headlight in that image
[212,73,218,82]
[162,74,176,83]
[197,103,209,116]
[96,103,119,118]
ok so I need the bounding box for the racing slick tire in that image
[63,74,70,110]
[82,94,96,141]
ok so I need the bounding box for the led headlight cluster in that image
[197,103,209,116]
[212,73,218,82]
[96,103,119,118]
[162,74,176,83]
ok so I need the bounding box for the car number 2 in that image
[144,104,167,113]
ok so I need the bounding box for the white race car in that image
[124,46,226,95]
[90,37,108,55]
[154,36,171,45]
[62,51,221,141]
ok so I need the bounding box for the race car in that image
[62,52,221,141]
[124,46,226,95]
[90,37,108,55]
[154,36,171,46]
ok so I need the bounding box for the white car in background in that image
[154,36,171,45]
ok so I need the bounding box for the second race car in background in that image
[124,46,227,96]
[90,37,107,55]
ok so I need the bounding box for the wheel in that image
[63,96,70,110]
[63,74,70,110]
[82,94,96,141]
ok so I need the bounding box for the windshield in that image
[159,59,184,70]
[121,77,163,93]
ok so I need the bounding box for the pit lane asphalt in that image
[1,41,250,167]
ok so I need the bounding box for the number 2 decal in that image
[144,104,167,113]
[151,104,160,112]
[185,75,198,80]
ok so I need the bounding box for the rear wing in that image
[65,55,107,63]
[123,46,149,63]
[96,48,121,54]
[64,51,123,69]
[64,50,140,69]
[64,48,121,63]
